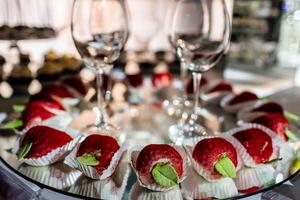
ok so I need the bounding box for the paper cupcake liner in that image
[68,159,130,200]
[184,135,242,182]
[64,142,127,180]
[129,145,188,192]
[220,93,258,113]
[17,123,82,166]
[274,143,296,178]
[18,162,82,189]
[234,165,275,192]
[223,124,282,167]
[129,182,183,200]
[200,81,233,105]
[181,167,238,199]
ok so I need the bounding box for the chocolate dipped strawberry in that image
[233,128,273,164]
[76,134,120,175]
[192,137,238,180]
[251,114,289,141]
[134,144,184,188]
[18,125,72,159]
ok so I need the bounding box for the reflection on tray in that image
[68,160,130,199]
[129,182,183,200]
[18,161,81,190]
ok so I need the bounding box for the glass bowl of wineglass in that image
[168,0,231,143]
[71,0,129,133]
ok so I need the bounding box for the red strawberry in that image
[233,128,273,164]
[192,138,238,179]
[22,100,64,127]
[151,72,173,88]
[251,102,284,115]
[238,186,261,194]
[186,76,208,95]
[31,84,74,104]
[63,76,87,95]
[19,126,72,159]
[126,73,144,88]
[136,144,183,185]
[251,114,288,141]
[206,81,233,94]
[76,134,120,175]
[229,91,258,105]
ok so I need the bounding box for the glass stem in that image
[192,72,202,115]
[95,68,105,127]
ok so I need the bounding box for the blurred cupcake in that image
[58,54,82,75]
[37,51,64,82]
[7,54,33,94]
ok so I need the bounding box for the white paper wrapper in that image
[223,124,283,167]
[129,145,188,192]
[234,164,275,193]
[220,93,258,113]
[129,183,183,200]
[64,141,127,180]
[181,167,238,199]
[184,136,242,182]
[274,143,296,178]
[68,158,130,200]
[17,122,82,166]
[18,162,82,189]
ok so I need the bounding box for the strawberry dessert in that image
[126,72,144,88]
[251,102,284,115]
[205,81,233,94]
[31,84,74,104]
[135,144,184,188]
[151,71,173,88]
[251,114,289,141]
[22,100,64,127]
[76,134,120,175]
[228,91,258,105]
[192,137,238,180]
[18,125,72,159]
[233,128,273,164]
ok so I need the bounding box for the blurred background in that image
[0,0,299,98]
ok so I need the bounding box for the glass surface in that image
[0,102,299,200]
[71,0,128,132]
[169,0,231,137]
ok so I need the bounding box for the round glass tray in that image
[0,102,299,200]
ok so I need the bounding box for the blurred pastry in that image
[58,54,82,75]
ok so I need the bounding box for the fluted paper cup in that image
[17,122,82,166]
[181,167,238,199]
[129,145,188,192]
[184,135,242,182]
[64,141,126,180]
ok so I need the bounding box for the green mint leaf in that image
[1,119,23,129]
[5,148,13,154]
[215,155,236,178]
[13,104,25,112]
[290,158,300,174]
[265,179,276,188]
[76,155,99,166]
[285,130,298,142]
[265,158,283,165]
[18,143,32,160]
[151,163,179,187]
[260,96,270,101]
[284,111,300,122]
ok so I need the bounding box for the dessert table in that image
[0,85,300,200]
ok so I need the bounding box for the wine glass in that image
[169,0,231,140]
[71,0,129,132]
